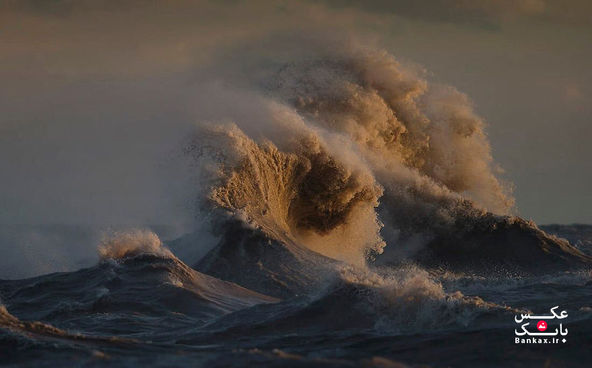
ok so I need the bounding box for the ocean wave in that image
[186,44,589,273]
[98,229,174,260]
[1,230,277,339]
[187,262,515,342]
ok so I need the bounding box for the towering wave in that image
[188,121,385,266]
[188,44,590,271]
[269,47,514,216]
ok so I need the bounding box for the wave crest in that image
[98,229,173,260]
[190,123,385,265]
[271,46,514,215]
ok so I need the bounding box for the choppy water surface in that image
[1,225,591,368]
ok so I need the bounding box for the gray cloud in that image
[323,0,591,25]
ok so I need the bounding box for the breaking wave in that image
[98,229,174,260]
[187,44,580,269]
[189,122,385,265]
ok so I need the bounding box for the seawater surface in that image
[1,225,592,368]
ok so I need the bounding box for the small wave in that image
[98,229,174,260]
[195,218,339,299]
[333,264,514,333]
[198,262,515,340]
[0,303,135,346]
[1,233,277,340]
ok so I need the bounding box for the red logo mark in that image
[537,320,548,331]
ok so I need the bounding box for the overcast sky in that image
[1,0,591,225]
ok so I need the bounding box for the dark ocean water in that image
[1,224,592,367]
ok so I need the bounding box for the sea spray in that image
[189,122,385,266]
[186,44,516,265]
[98,229,174,260]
